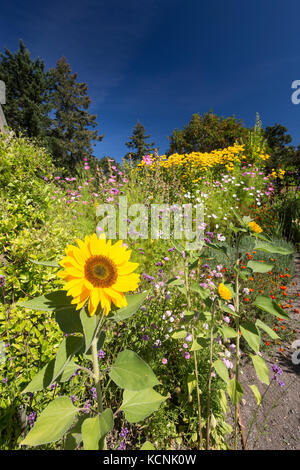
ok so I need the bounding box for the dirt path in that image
[237,253,300,450]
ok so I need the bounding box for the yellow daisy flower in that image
[57,234,140,316]
[248,221,263,234]
[218,283,232,301]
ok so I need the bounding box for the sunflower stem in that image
[91,312,106,449]
[185,263,203,450]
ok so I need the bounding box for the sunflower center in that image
[84,255,118,288]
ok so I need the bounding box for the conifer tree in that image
[125,120,156,162]
[48,57,103,169]
[0,40,51,137]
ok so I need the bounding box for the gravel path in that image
[236,253,300,450]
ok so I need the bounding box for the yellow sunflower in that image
[57,234,140,316]
[248,221,263,234]
[218,283,232,301]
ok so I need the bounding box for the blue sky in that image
[1,0,300,161]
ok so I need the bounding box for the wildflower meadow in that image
[0,114,299,452]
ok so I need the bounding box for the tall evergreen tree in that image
[48,57,103,169]
[0,40,51,137]
[125,120,156,162]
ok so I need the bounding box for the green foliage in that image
[0,125,297,451]
[167,112,248,155]
[0,40,51,138]
[47,57,103,170]
[125,120,156,163]
[20,397,81,446]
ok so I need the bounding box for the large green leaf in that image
[19,290,74,312]
[190,283,210,299]
[213,359,229,384]
[120,388,167,423]
[82,409,114,450]
[254,241,294,255]
[190,336,209,351]
[111,291,148,322]
[250,354,269,385]
[64,415,88,450]
[171,330,188,339]
[22,359,79,394]
[220,325,238,339]
[57,360,79,383]
[22,360,55,393]
[20,397,80,446]
[240,321,260,353]
[219,303,239,317]
[247,260,273,273]
[109,350,159,391]
[249,385,261,405]
[227,378,243,405]
[19,290,83,334]
[52,336,84,383]
[141,441,156,450]
[208,243,228,257]
[255,319,280,340]
[187,373,197,396]
[253,295,289,320]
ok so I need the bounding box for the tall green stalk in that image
[91,312,106,448]
[185,266,203,450]
[206,306,215,450]
[234,236,241,450]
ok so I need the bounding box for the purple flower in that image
[142,334,149,341]
[83,400,91,413]
[98,349,106,359]
[184,352,191,360]
[162,358,168,365]
[0,275,5,287]
[2,377,8,383]
[120,427,129,438]
[27,411,37,427]
[70,394,78,404]
[272,364,283,375]
[118,441,126,450]
[222,358,233,369]
[91,387,97,400]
